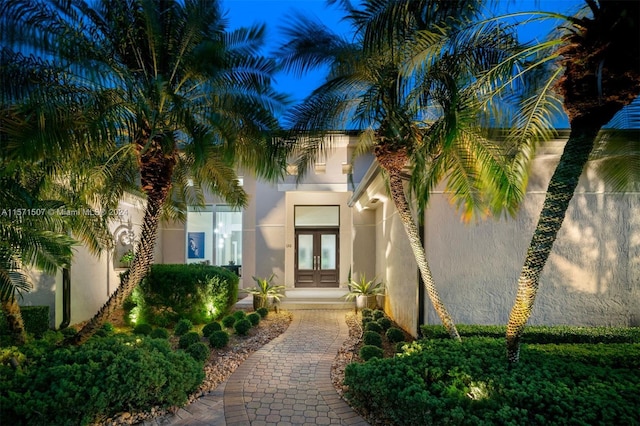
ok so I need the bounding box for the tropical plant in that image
[0,0,288,344]
[344,274,384,300]
[278,0,523,340]
[476,0,640,363]
[243,273,286,309]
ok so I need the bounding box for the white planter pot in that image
[355,295,377,311]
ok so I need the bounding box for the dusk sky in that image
[223,0,585,103]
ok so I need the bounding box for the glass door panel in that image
[297,234,314,270]
[320,234,336,269]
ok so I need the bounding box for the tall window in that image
[186,205,242,266]
[215,206,242,266]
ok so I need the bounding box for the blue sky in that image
[222,0,584,107]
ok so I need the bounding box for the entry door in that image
[295,229,339,287]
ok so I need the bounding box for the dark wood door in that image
[295,229,339,287]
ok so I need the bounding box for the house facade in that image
[21,132,640,336]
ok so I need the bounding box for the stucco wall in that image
[424,141,640,327]
[21,195,148,328]
[374,189,420,336]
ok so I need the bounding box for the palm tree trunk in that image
[66,138,175,346]
[506,125,600,363]
[376,145,460,340]
[65,193,164,345]
[1,297,27,345]
[387,171,461,341]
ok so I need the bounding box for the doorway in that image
[295,229,339,287]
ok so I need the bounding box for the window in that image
[294,205,340,227]
[186,205,242,266]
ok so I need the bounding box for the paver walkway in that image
[151,310,369,426]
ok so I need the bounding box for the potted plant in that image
[345,274,384,312]
[243,273,286,311]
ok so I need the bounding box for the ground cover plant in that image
[0,305,275,425]
[0,331,205,425]
[344,326,640,425]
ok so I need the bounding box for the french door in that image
[295,229,339,287]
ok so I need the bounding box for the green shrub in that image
[179,332,201,349]
[202,322,222,337]
[60,327,77,337]
[186,342,210,362]
[247,312,260,326]
[95,323,115,338]
[363,331,383,347]
[395,341,407,353]
[150,328,170,339]
[365,321,383,334]
[0,306,50,339]
[209,330,230,348]
[133,323,153,336]
[372,309,385,320]
[361,308,373,318]
[345,337,640,426]
[419,324,640,344]
[233,319,252,336]
[0,335,204,425]
[377,317,392,331]
[359,345,384,361]
[386,327,405,343]
[174,319,193,336]
[232,310,246,320]
[256,307,269,318]
[221,315,236,328]
[130,264,239,326]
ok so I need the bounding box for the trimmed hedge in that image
[420,324,640,344]
[127,264,238,326]
[0,334,204,425]
[345,337,640,425]
[0,306,50,339]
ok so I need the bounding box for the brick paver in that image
[154,310,368,426]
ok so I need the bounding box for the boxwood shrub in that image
[232,310,246,320]
[346,337,640,425]
[127,264,239,326]
[363,330,383,347]
[247,312,260,326]
[174,319,193,336]
[202,322,222,337]
[385,327,405,343]
[359,345,384,361]
[185,342,210,362]
[221,315,236,328]
[364,321,383,334]
[209,330,230,349]
[0,334,204,425]
[150,327,170,339]
[256,307,269,318]
[233,318,252,336]
[178,331,201,349]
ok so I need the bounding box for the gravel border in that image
[97,310,293,425]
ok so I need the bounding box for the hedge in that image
[0,306,50,340]
[420,324,640,344]
[0,334,204,425]
[126,264,238,325]
[345,337,640,425]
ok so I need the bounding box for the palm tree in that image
[1,0,287,345]
[278,0,523,340]
[496,0,640,363]
[0,165,115,345]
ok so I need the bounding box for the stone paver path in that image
[156,310,369,426]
